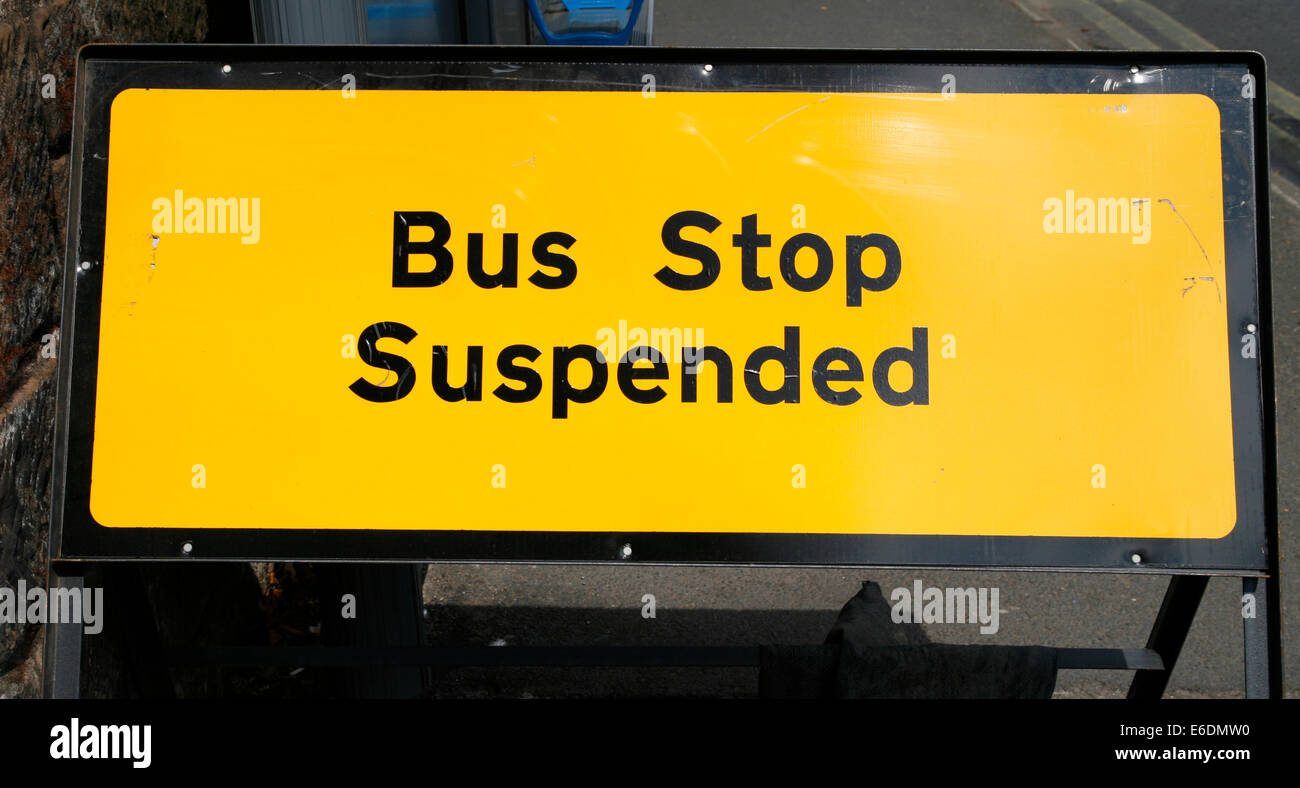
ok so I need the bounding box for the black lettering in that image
[845,233,902,306]
[733,213,773,291]
[780,233,834,292]
[872,327,929,406]
[468,234,519,288]
[432,345,484,402]
[529,231,578,289]
[618,346,668,404]
[682,347,733,403]
[656,211,721,290]
[392,211,453,287]
[811,347,863,405]
[744,326,800,404]
[493,344,543,403]
[552,345,609,419]
[349,322,417,402]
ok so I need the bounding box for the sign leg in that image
[41,564,83,699]
[316,563,428,698]
[1127,574,1208,699]
[1242,576,1281,698]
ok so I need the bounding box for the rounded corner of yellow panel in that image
[107,86,148,117]
[1185,92,1223,127]
[1203,511,1239,540]
[87,492,123,529]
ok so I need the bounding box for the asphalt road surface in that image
[419,0,1300,698]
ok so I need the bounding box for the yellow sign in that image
[92,88,1234,537]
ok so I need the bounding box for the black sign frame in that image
[51,45,1276,573]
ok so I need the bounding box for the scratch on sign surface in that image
[747,96,832,143]
[1155,198,1222,303]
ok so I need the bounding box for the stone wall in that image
[0,0,208,698]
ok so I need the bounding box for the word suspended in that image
[350,323,930,418]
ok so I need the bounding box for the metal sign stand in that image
[43,565,1281,699]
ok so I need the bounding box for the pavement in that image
[419,0,1300,698]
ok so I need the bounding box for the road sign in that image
[52,47,1273,570]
